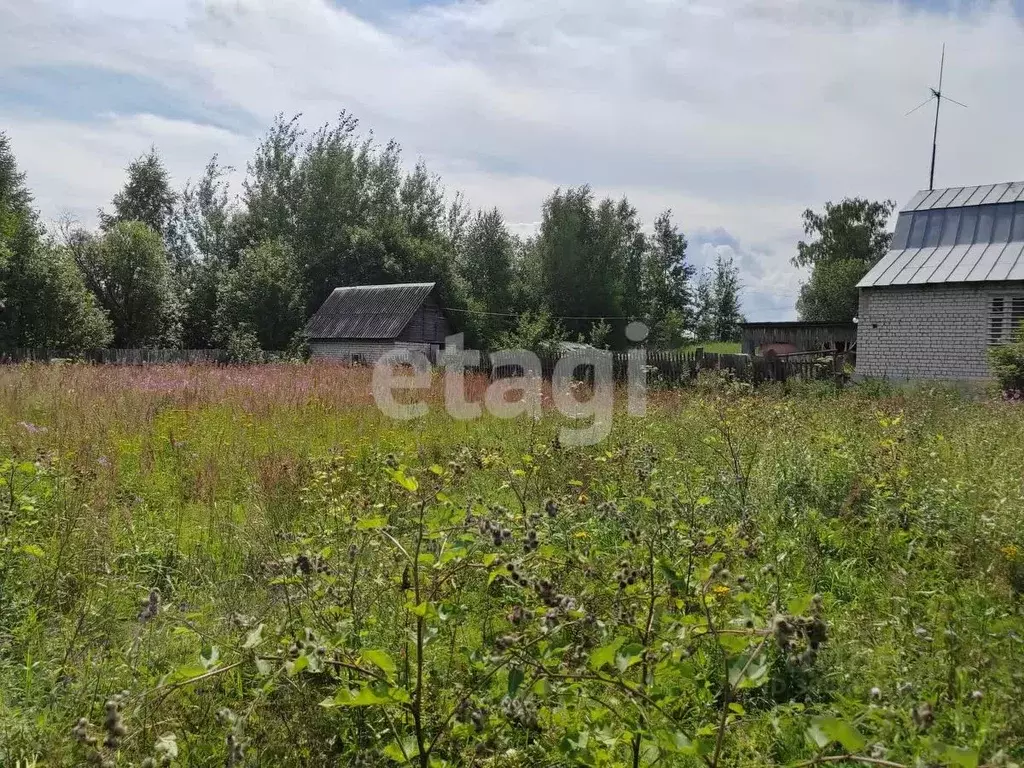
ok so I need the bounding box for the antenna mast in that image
[906,44,966,191]
[929,45,944,191]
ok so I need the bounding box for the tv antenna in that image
[905,44,967,191]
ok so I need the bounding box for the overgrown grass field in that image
[1,364,1022,767]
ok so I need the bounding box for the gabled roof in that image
[305,282,437,340]
[858,181,1024,288]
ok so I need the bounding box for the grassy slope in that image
[0,364,1022,766]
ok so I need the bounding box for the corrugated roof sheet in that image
[900,182,1024,211]
[858,182,1024,288]
[305,282,437,339]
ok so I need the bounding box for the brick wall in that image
[857,282,1024,380]
[309,341,434,364]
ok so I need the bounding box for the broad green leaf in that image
[936,744,979,768]
[356,516,388,530]
[289,654,309,676]
[325,682,406,708]
[788,593,814,616]
[383,735,420,763]
[200,645,220,670]
[718,634,752,654]
[362,649,397,676]
[20,544,44,558]
[406,601,429,617]
[807,717,866,752]
[615,643,645,673]
[589,637,625,671]
[242,624,265,649]
[729,651,769,689]
[508,666,525,696]
[393,471,418,493]
[162,664,207,685]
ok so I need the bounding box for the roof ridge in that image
[333,282,436,291]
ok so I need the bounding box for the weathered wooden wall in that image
[740,323,857,356]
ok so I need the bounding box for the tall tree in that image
[174,156,238,348]
[72,221,179,347]
[643,210,695,346]
[100,148,178,239]
[0,133,110,349]
[792,197,895,322]
[693,255,744,343]
[693,268,716,342]
[458,208,517,346]
[535,187,641,343]
[711,254,744,342]
[216,239,304,351]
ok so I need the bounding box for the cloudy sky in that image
[2,0,1023,319]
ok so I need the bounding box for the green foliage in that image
[988,322,1024,394]
[643,211,695,345]
[0,133,111,349]
[793,197,895,322]
[0,116,732,355]
[72,221,179,347]
[495,309,567,354]
[458,208,519,347]
[216,239,304,351]
[1,367,1022,766]
[100,148,178,238]
[0,241,111,349]
[694,255,744,343]
[223,326,264,364]
[535,188,647,344]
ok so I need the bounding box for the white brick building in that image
[857,182,1024,380]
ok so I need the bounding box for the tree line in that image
[0,112,894,356]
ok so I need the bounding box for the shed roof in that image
[858,181,1024,288]
[305,282,438,340]
[740,321,856,329]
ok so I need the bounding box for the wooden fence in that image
[0,347,845,386]
[489,349,844,387]
[0,348,235,365]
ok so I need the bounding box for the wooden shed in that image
[305,282,455,363]
[740,321,857,357]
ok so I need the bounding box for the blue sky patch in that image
[0,64,258,133]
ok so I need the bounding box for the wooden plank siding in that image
[397,300,451,345]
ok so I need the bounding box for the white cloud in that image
[2,0,1023,319]
[4,114,250,228]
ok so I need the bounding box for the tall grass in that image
[0,363,1022,767]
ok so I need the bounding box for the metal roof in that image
[858,183,1024,288]
[305,282,438,339]
[901,181,1024,212]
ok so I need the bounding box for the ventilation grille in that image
[990,296,1024,345]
